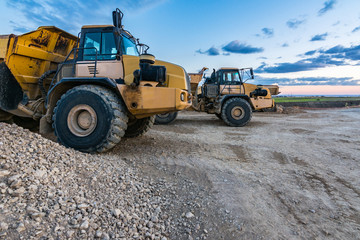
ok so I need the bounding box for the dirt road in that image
[109,108,360,239]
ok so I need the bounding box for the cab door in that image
[76,31,124,80]
[219,70,244,95]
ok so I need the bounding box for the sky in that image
[1,0,360,96]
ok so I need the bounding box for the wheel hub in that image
[67,104,97,137]
[231,106,245,120]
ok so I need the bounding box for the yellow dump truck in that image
[0,9,191,152]
[156,67,279,126]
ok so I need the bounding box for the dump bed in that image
[263,85,280,96]
[1,26,77,99]
[189,73,203,95]
[0,35,10,63]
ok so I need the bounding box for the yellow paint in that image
[219,83,273,99]
[122,55,188,90]
[2,26,77,99]
[219,84,244,95]
[0,35,10,61]
[243,83,272,99]
[117,85,191,118]
[250,98,274,110]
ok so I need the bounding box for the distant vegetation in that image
[274,96,360,103]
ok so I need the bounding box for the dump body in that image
[0,35,10,63]
[263,85,280,96]
[189,67,207,95]
[1,27,78,100]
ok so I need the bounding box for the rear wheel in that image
[221,98,252,127]
[53,85,128,153]
[124,115,155,138]
[154,112,178,125]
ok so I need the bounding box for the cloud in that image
[286,19,306,29]
[8,20,32,33]
[196,47,220,56]
[318,0,337,16]
[5,0,166,34]
[257,43,360,74]
[310,33,328,41]
[304,50,317,56]
[197,40,264,56]
[257,57,344,74]
[222,41,264,54]
[255,76,357,86]
[352,26,360,33]
[261,28,274,38]
[321,44,360,61]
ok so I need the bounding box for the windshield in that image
[122,36,139,56]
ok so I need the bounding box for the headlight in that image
[180,92,185,101]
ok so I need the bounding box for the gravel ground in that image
[1,107,360,239]
[0,124,173,239]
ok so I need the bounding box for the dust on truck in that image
[0,9,191,152]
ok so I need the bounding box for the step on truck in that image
[0,9,191,152]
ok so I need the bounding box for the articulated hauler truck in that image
[0,9,191,152]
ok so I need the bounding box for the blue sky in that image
[1,0,360,94]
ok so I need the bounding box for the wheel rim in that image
[67,104,97,137]
[231,106,245,120]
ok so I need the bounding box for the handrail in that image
[49,47,99,90]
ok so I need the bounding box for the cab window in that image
[122,36,139,56]
[83,32,117,60]
[221,71,241,84]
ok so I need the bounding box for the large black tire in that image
[0,62,24,111]
[221,98,252,127]
[124,115,155,138]
[154,112,178,125]
[52,85,128,153]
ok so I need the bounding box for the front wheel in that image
[221,98,252,127]
[154,112,178,125]
[53,85,128,153]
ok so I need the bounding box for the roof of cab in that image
[219,67,239,70]
[82,25,114,29]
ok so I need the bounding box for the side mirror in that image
[112,8,124,29]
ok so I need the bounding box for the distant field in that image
[274,97,360,103]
